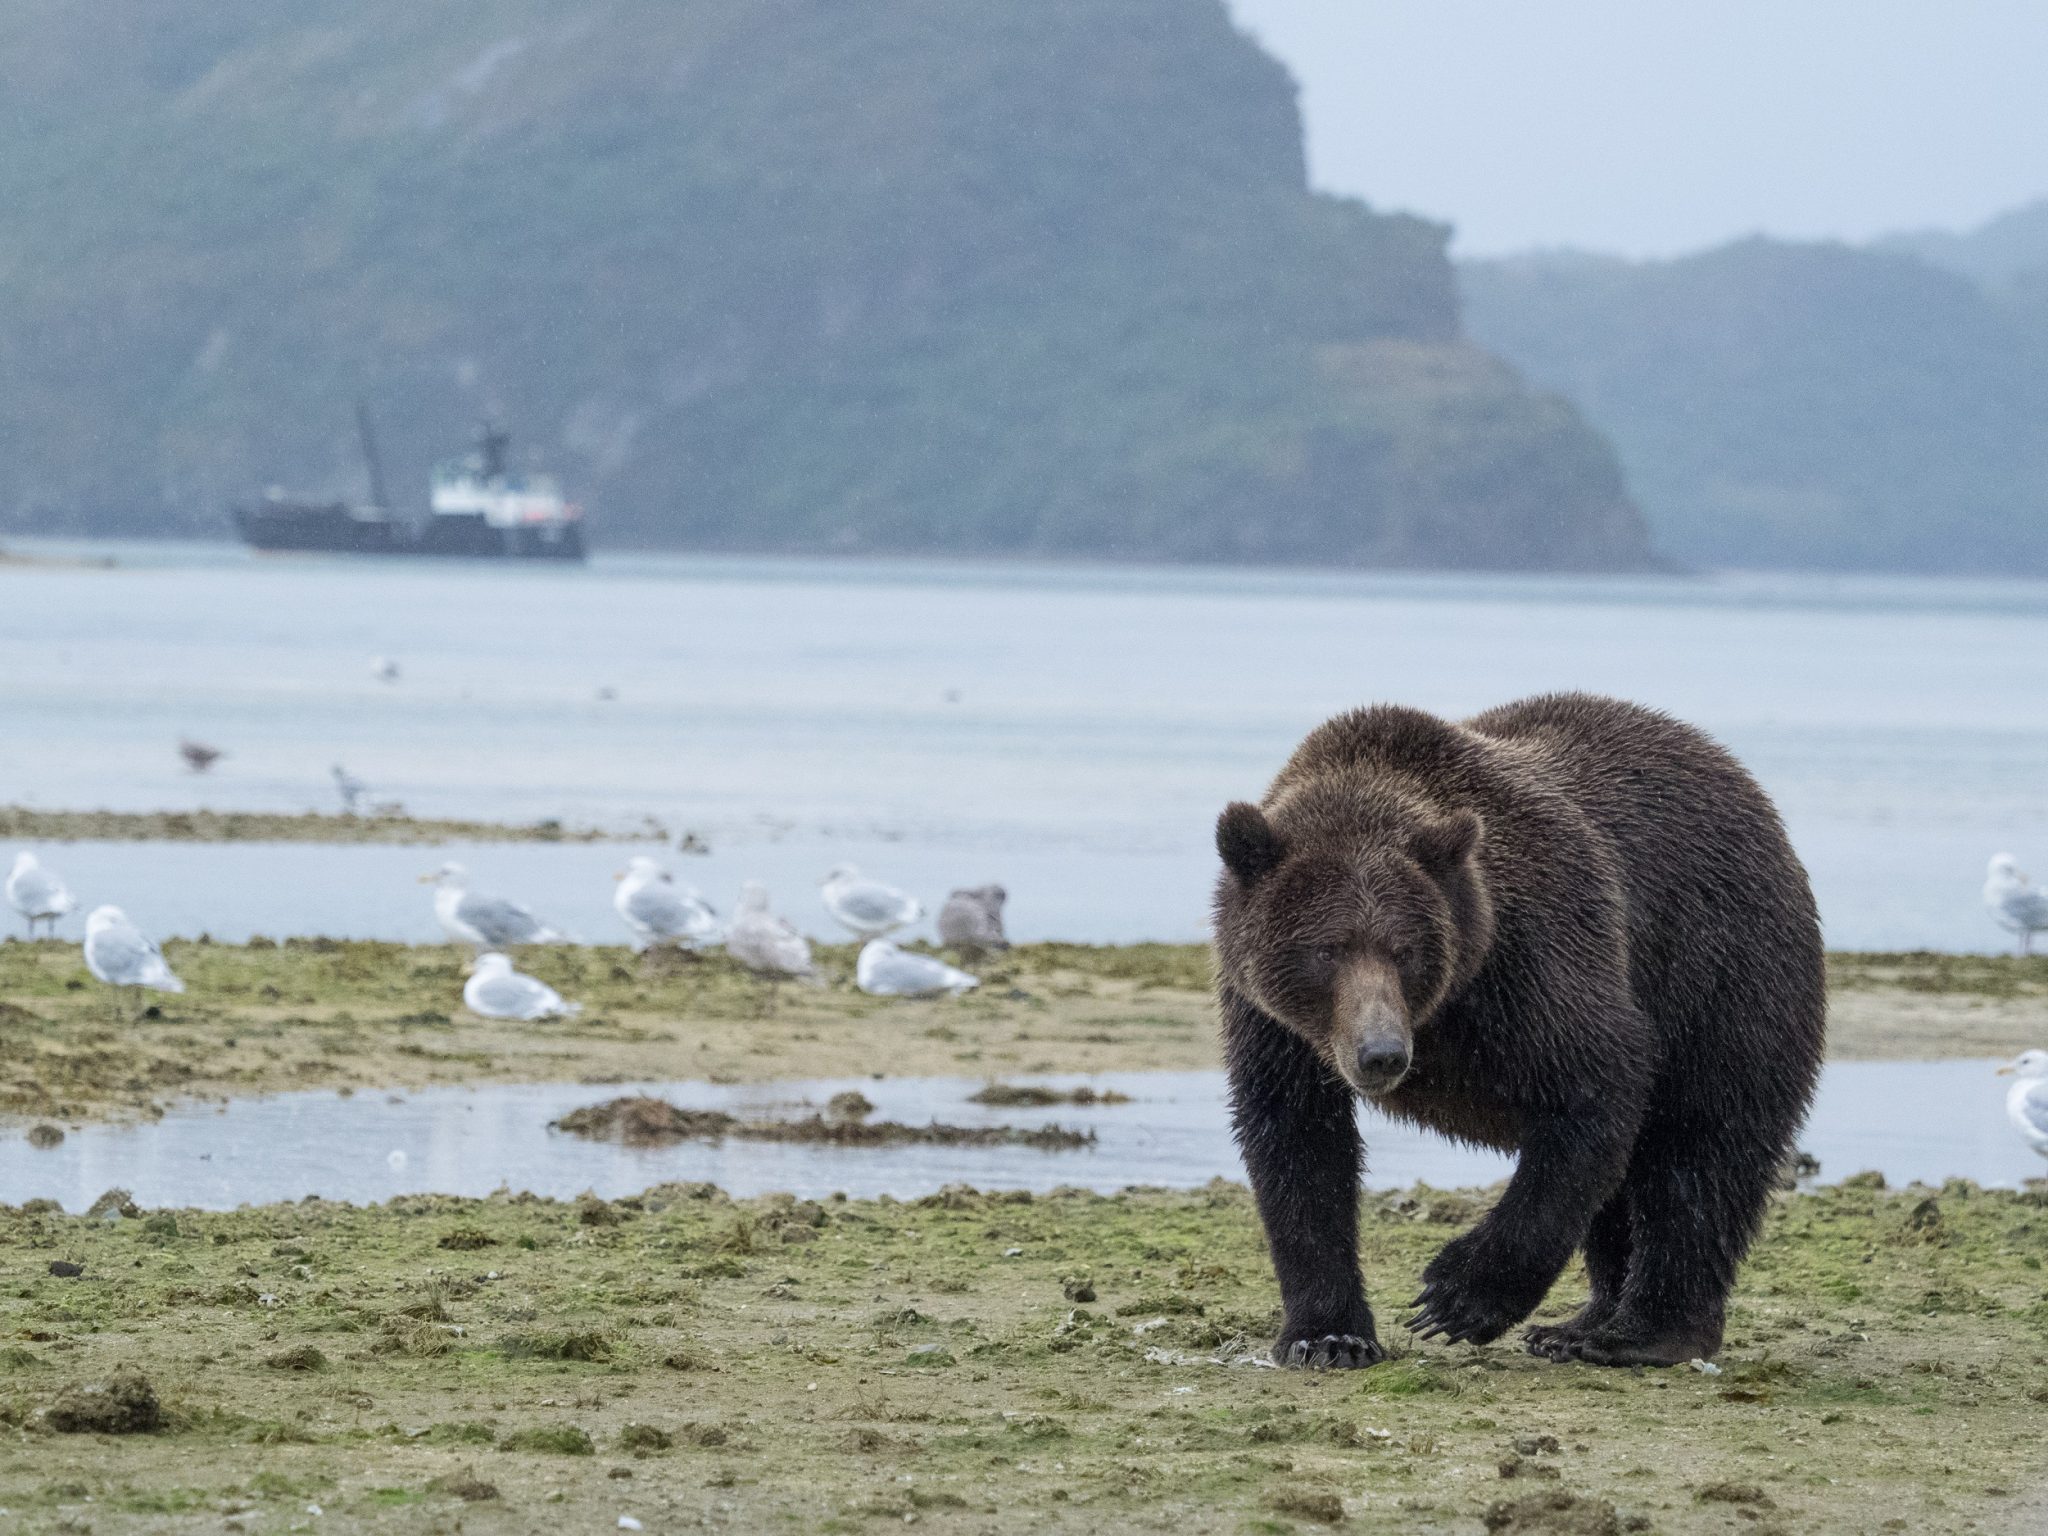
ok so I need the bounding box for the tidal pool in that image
[4,1060,2035,1213]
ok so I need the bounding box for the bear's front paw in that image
[1407,1235,1550,1347]
[1275,1331,1384,1370]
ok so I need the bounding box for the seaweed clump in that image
[552,1095,1092,1151]
[47,1366,162,1434]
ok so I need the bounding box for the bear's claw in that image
[1278,1333,1383,1370]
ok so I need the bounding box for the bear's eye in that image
[1391,941,1418,968]
[1309,944,1340,971]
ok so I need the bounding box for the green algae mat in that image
[3,1180,2045,1534]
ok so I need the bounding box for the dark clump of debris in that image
[26,1123,64,1149]
[967,1083,1132,1107]
[553,1095,1094,1152]
[47,1366,163,1434]
[1482,1492,1625,1536]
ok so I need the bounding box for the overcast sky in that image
[1224,0,2048,258]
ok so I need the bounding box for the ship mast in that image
[355,400,390,512]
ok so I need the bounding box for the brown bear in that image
[1212,692,1824,1368]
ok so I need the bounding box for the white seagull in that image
[7,852,76,938]
[614,856,721,949]
[1984,855,2048,956]
[820,864,924,939]
[856,939,979,999]
[726,883,816,981]
[463,952,582,1020]
[83,905,185,1008]
[421,863,564,949]
[1998,1050,2048,1161]
[937,884,1009,956]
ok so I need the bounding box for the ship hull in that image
[235,505,585,562]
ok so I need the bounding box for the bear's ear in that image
[1413,809,1482,873]
[1216,801,1287,885]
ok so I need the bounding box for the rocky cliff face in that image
[0,0,1654,570]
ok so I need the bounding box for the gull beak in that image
[1996,1063,2017,1076]
[613,869,626,881]
[417,872,439,884]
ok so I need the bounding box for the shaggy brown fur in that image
[1213,692,1825,1369]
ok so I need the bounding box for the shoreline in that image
[0,805,678,845]
[0,940,2040,1125]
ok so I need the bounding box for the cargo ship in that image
[234,406,586,561]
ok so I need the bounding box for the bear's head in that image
[1212,785,1493,1097]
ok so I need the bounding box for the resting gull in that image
[463,952,582,1020]
[7,852,76,938]
[726,882,816,981]
[937,884,1009,957]
[1984,854,2048,956]
[820,864,923,939]
[614,856,721,949]
[856,939,978,999]
[421,863,565,949]
[83,905,185,1007]
[1999,1050,2048,1161]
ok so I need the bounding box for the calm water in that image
[3,542,2047,949]
[4,1062,2035,1213]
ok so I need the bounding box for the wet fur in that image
[1213,693,1826,1368]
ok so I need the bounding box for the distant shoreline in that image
[0,805,676,846]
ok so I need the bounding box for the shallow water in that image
[4,543,2047,949]
[5,1061,2035,1213]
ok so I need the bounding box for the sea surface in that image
[3,541,2047,950]
[4,1061,2032,1212]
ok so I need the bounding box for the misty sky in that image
[1225,0,2048,258]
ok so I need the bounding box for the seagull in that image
[371,656,401,683]
[420,863,565,949]
[83,905,184,1012]
[1998,1051,2048,1161]
[332,764,367,815]
[1984,855,2048,956]
[463,952,582,1020]
[6,852,76,938]
[725,883,816,981]
[614,856,721,949]
[820,864,923,939]
[855,939,978,999]
[937,884,1009,957]
[178,739,224,773]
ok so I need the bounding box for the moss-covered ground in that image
[2,942,2043,1124]
[2,1180,2045,1535]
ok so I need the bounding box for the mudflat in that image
[0,943,2041,1123]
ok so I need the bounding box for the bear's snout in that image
[1352,1036,1411,1094]
[1332,958,1412,1096]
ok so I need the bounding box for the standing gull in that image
[1999,1051,2048,1161]
[178,739,224,773]
[332,764,368,815]
[1984,854,2048,956]
[856,939,979,999]
[463,953,582,1020]
[421,863,565,949]
[726,883,816,981]
[820,864,923,939]
[7,852,76,937]
[938,884,1008,957]
[614,856,721,949]
[83,905,184,1012]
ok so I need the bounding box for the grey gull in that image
[463,952,581,1020]
[83,905,185,1006]
[7,852,76,938]
[937,884,1008,956]
[614,856,720,949]
[421,863,565,949]
[1984,854,2048,955]
[1998,1050,2048,1161]
[820,864,923,939]
[856,939,978,999]
[726,882,816,981]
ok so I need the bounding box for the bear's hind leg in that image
[1559,1131,1775,1368]
[1523,1191,1631,1361]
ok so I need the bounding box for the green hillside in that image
[0,0,1652,569]
[1462,237,2048,574]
